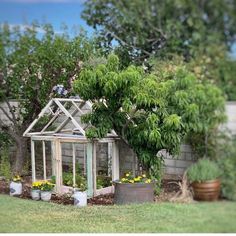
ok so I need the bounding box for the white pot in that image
[73,191,87,207]
[31,189,40,200]
[9,181,22,196]
[41,191,52,201]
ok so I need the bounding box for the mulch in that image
[0,177,181,206]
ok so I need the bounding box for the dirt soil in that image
[0,177,181,205]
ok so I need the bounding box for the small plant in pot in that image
[40,181,54,202]
[187,158,221,201]
[114,172,155,205]
[73,179,87,207]
[9,175,22,196]
[31,181,42,200]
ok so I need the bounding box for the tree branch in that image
[4,99,18,125]
[0,104,15,125]
[0,118,20,143]
[106,29,152,56]
[121,108,138,140]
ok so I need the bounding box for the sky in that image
[0,0,94,36]
[0,0,235,57]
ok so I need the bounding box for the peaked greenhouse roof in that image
[23,98,118,139]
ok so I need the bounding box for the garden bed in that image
[0,177,181,205]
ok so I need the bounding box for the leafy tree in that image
[0,23,100,173]
[82,0,236,62]
[216,136,236,201]
[73,54,225,181]
[187,45,236,101]
[150,54,230,158]
[82,0,236,101]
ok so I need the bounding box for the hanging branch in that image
[0,105,15,125]
[106,29,152,57]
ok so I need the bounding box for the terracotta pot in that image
[191,179,221,201]
[114,182,154,205]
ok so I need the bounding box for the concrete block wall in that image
[161,145,197,178]
[118,140,138,176]
[224,101,236,135]
[118,142,197,178]
[60,142,109,175]
[1,100,236,178]
[61,143,85,166]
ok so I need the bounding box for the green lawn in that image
[0,194,236,233]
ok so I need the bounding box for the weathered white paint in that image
[112,141,120,181]
[30,139,36,182]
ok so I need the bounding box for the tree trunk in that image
[13,137,28,175]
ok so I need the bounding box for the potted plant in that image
[9,175,22,196]
[73,178,87,207]
[113,172,155,205]
[31,181,42,200]
[40,180,54,201]
[187,158,221,201]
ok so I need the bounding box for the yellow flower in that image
[134,177,139,182]
[129,180,134,183]
[121,178,126,182]
[142,174,146,178]
[125,173,130,177]
[13,175,21,182]
[145,179,151,183]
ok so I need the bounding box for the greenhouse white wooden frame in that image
[23,98,120,197]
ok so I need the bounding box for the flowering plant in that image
[32,181,42,190]
[12,175,22,183]
[119,172,152,184]
[40,180,55,191]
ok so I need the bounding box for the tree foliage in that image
[186,44,236,101]
[150,54,235,157]
[82,0,236,61]
[82,0,236,101]
[216,136,236,201]
[73,54,225,180]
[0,23,100,173]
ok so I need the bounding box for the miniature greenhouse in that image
[23,98,120,197]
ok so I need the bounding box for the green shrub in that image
[51,175,56,184]
[187,158,220,183]
[96,175,112,189]
[216,137,236,201]
[219,156,236,201]
[0,148,11,179]
[62,172,87,191]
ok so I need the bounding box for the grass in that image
[0,194,236,233]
